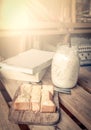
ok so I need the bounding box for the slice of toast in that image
[31,84,41,112]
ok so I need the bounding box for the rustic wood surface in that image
[29,125,55,130]
[0,74,81,130]
[0,66,91,130]
[71,0,76,23]
[57,109,81,130]
[78,67,91,93]
[59,86,91,130]
[0,92,20,130]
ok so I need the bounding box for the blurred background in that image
[0,0,91,59]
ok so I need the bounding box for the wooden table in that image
[0,66,91,130]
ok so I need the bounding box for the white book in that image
[0,67,48,82]
[0,49,54,74]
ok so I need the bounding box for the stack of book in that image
[0,49,54,82]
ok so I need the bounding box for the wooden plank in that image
[29,126,55,130]
[0,78,22,99]
[71,29,91,34]
[0,22,91,37]
[69,23,91,28]
[58,109,81,130]
[78,67,91,93]
[65,0,72,23]
[71,0,76,23]
[0,92,20,130]
[59,86,91,130]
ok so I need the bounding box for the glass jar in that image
[51,44,80,89]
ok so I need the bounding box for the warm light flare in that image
[0,0,60,30]
[9,10,29,29]
[0,0,29,29]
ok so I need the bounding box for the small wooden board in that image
[8,88,60,126]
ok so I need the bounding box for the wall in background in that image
[1,34,91,60]
[0,34,63,59]
[0,35,27,59]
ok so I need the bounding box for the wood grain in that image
[71,0,76,23]
[29,125,55,130]
[78,67,91,93]
[59,86,91,130]
[58,109,81,130]
[0,92,20,130]
[1,66,90,130]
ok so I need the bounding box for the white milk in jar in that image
[51,45,80,89]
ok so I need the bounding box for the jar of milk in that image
[51,44,80,89]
